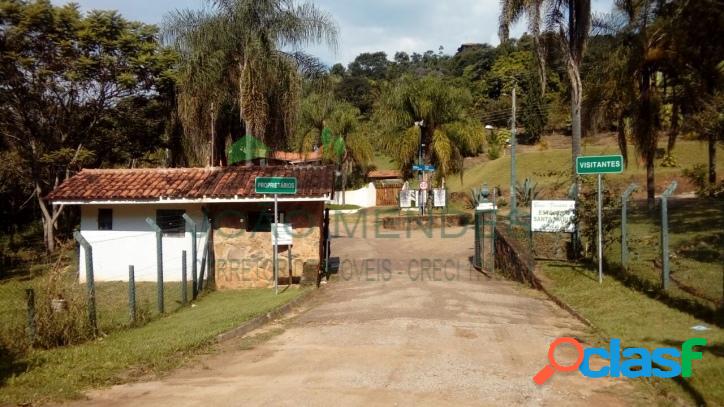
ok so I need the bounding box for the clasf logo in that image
[534,337,707,385]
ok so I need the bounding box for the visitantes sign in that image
[255,177,297,194]
[576,155,624,175]
[531,200,576,233]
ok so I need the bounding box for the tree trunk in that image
[646,157,655,211]
[667,100,679,155]
[567,59,583,196]
[341,164,348,205]
[36,183,64,253]
[210,102,216,167]
[709,132,717,195]
[617,114,628,168]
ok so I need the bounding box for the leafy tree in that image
[0,1,176,251]
[348,52,389,79]
[501,0,592,190]
[499,0,547,95]
[374,75,483,180]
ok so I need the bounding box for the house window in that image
[98,209,113,230]
[247,210,284,232]
[156,209,186,237]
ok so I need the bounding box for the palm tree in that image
[295,93,373,202]
[374,75,483,180]
[500,0,591,191]
[499,0,547,95]
[165,0,338,162]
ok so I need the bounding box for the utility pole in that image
[415,121,425,215]
[510,85,518,223]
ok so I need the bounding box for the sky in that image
[52,0,614,66]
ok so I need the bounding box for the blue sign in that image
[413,164,435,172]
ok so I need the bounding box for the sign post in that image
[575,155,624,284]
[255,177,297,294]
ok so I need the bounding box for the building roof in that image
[46,165,335,203]
[367,170,402,179]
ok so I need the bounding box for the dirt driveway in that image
[74,218,639,406]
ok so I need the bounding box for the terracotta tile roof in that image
[46,166,335,202]
[367,170,402,179]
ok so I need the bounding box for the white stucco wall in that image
[77,204,208,282]
[329,182,376,208]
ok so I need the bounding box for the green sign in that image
[576,155,624,175]
[255,177,297,195]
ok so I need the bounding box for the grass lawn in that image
[540,261,723,406]
[448,140,724,196]
[325,203,362,211]
[0,288,306,404]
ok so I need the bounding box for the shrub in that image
[573,177,621,259]
[683,164,724,198]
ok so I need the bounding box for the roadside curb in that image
[532,266,599,331]
[215,287,320,343]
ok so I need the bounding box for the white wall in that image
[78,204,208,282]
[329,182,376,208]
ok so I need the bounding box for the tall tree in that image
[499,0,547,95]
[0,1,176,251]
[165,0,338,158]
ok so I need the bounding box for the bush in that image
[573,177,621,259]
[683,164,724,198]
[486,128,509,160]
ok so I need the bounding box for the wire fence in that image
[495,191,723,324]
[0,222,211,356]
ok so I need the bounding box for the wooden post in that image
[73,231,98,336]
[128,265,136,324]
[145,218,164,313]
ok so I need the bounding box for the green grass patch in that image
[326,204,362,211]
[0,288,305,404]
[540,261,723,406]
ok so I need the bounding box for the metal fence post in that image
[660,181,677,290]
[73,231,98,336]
[182,214,198,300]
[474,211,482,269]
[181,250,188,305]
[145,218,164,313]
[128,265,136,324]
[26,288,36,345]
[621,183,638,269]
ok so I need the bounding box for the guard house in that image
[46,166,334,289]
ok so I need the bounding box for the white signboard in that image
[433,189,446,207]
[531,200,576,233]
[400,190,413,208]
[476,202,497,211]
[271,223,293,245]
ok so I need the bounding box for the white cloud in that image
[53,0,615,65]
